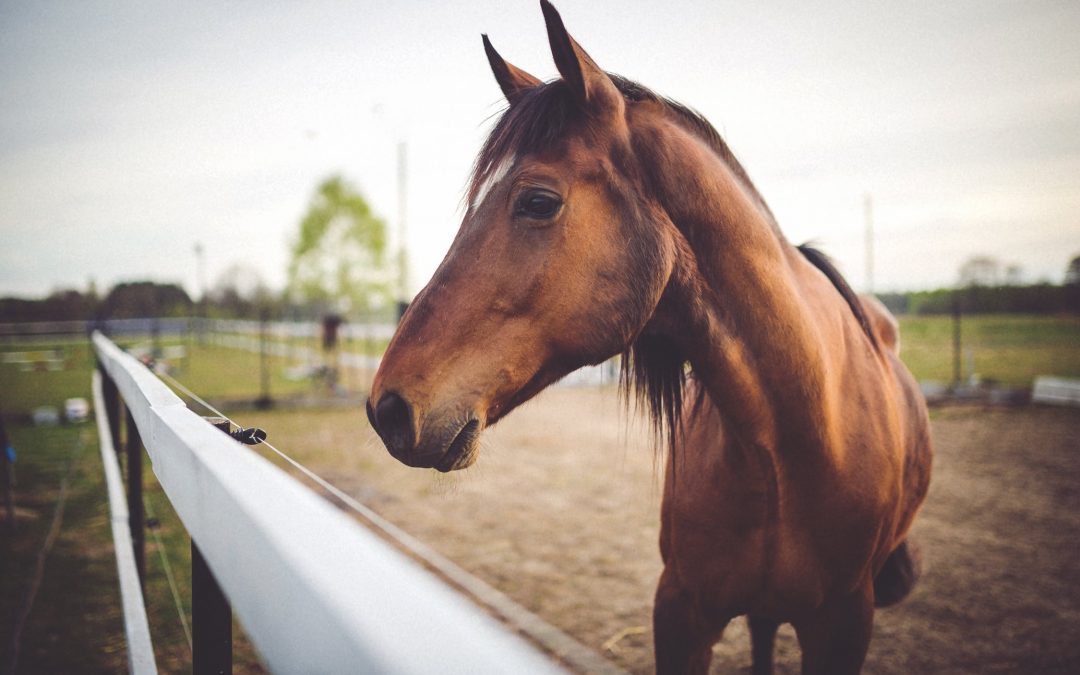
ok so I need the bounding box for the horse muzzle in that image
[367,392,484,472]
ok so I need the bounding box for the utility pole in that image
[194,242,207,345]
[864,193,874,295]
[396,141,409,321]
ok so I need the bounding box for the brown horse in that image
[368,2,932,673]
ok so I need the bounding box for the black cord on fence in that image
[156,373,266,445]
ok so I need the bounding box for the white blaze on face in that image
[470,154,516,214]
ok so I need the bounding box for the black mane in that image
[472,74,879,448]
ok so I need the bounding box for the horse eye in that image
[515,190,562,220]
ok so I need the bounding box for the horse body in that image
[368,3,931,672]
[644,115,932,669]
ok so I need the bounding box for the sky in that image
[1,0,1078,302]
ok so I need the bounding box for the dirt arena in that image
[262,387,1080,673]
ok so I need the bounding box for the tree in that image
[957,256,1001,287]
[1066,254,1080,285]
[1066,254,1080,313]
[287,176,392,314]
[0,289,96,322]
[209,263,271,318]
[99,282,192,318]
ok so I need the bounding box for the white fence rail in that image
[92,331,562,673]
[92,370,157,675]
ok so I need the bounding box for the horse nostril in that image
[374,391,415,454]
[365,399,378,431]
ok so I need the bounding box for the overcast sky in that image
[2,0,1078,301]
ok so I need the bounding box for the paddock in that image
[2,328,1078,672]
[257,387,1080,673]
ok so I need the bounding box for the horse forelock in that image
[468,80,578,209]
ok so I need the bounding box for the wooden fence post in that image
[255,311,272,410]
[952,293,962,388]
[192,417,233,675]
[125,407,146,586]
[101,366,123,458]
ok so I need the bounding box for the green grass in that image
[142,340,374,403]
[0,337,266,672]
[0,338,96,416]
[897,314,1080,386]
[0,336,371,416]
[0,424,127,673]
[177,343,322,401]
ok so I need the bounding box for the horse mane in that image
[471,74,879,448]
[796,244,880,351]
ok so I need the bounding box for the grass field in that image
[1,314,1077,671]
[0,337,372,416]
[0,337,268,672]
[897,314,1080,386]
[2,314,1076,418]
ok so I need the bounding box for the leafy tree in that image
[287,176,391,314]
[99,282,192,318]
[1066,254,1080,312]
[1066,254,1080,286]
[0,290,96,322]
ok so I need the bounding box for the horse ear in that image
[540,0,620,109]
[483,34,541,104]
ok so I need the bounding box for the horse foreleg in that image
[653,569,725,675]
[748,614,780,675]
[793,583,875,675]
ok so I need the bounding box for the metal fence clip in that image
[230,426,267,445]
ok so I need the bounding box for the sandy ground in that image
[259,388,1080,673]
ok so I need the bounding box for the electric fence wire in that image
[156,372,447,563]
[142,494,193,652]
[157,372,231,423]
[155,369,629,675]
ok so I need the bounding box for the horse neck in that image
[639,116,843,453]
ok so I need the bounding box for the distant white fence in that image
[1032,376,1080,407]
[0,317,396,341]
[208,331,384,371]
[92,331,563,673]
[0,318,193,339]
[206,318,397,342]
[203,319,620,388]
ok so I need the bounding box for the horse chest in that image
[662,441,888,615]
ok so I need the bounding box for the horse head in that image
[368,1,683,471]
